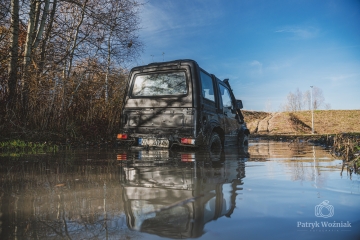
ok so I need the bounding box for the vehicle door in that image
[123,68,193,136]
[218,82,239,146]
[199,70,218,136]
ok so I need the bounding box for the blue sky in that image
[135,0,360,111]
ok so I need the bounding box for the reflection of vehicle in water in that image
[119,149,247,238]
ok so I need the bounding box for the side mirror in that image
[236,100,243,109]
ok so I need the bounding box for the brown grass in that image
[0,69,128,143]
[242,111,270,133]
[293,110,360,134]
[244,110,360,135]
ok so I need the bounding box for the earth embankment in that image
[243,110,360,135]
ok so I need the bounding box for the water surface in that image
[0,141,359,239]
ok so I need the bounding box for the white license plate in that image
[138,138,169,147]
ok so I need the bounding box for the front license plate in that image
[138,138,169,148]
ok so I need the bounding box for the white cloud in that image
[138,0,224,63]
[140,2,175,34]
[275,26,319,39]
[249,60,263,76]
[250,60,262,67]
[140,0,223,35]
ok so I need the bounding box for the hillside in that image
[243,110,360,135]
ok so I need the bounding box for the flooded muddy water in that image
[0,141,359,239]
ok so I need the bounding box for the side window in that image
[200,71,215,101]
[219,84,233,111]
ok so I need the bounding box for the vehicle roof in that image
[131,59,198,71]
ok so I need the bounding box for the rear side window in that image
[200,71,215,101]
[219,84,233,110]
[132,72,187,96]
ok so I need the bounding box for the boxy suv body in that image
[117,59,249,150]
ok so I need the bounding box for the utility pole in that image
[310,86,314,134]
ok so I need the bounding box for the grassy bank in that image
[243,110,360,135]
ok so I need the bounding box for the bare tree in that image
[295,88,302,111]
[1,0,143,139]
[303,90,311,110]
[286,92,297,111]
[324,103,331,110]
[284,86,326,111]
[285,88,303,111]
[38,0,57,75]
[7,0,19,106]
[0,0,11,22]
[96,0,142,102]
[311,86,325,110]
[21,0,53,113]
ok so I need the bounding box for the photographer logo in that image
[297,200,352,231]
[315,200,334,218]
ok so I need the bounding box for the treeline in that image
[0,0,143,142]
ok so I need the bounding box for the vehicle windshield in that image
[132,72,187,96]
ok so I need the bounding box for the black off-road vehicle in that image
[117,59,249,150]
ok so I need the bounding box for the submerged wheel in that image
[208,132,222,152]
[238,133,249,147]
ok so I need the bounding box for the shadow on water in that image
[0,146,249,239]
